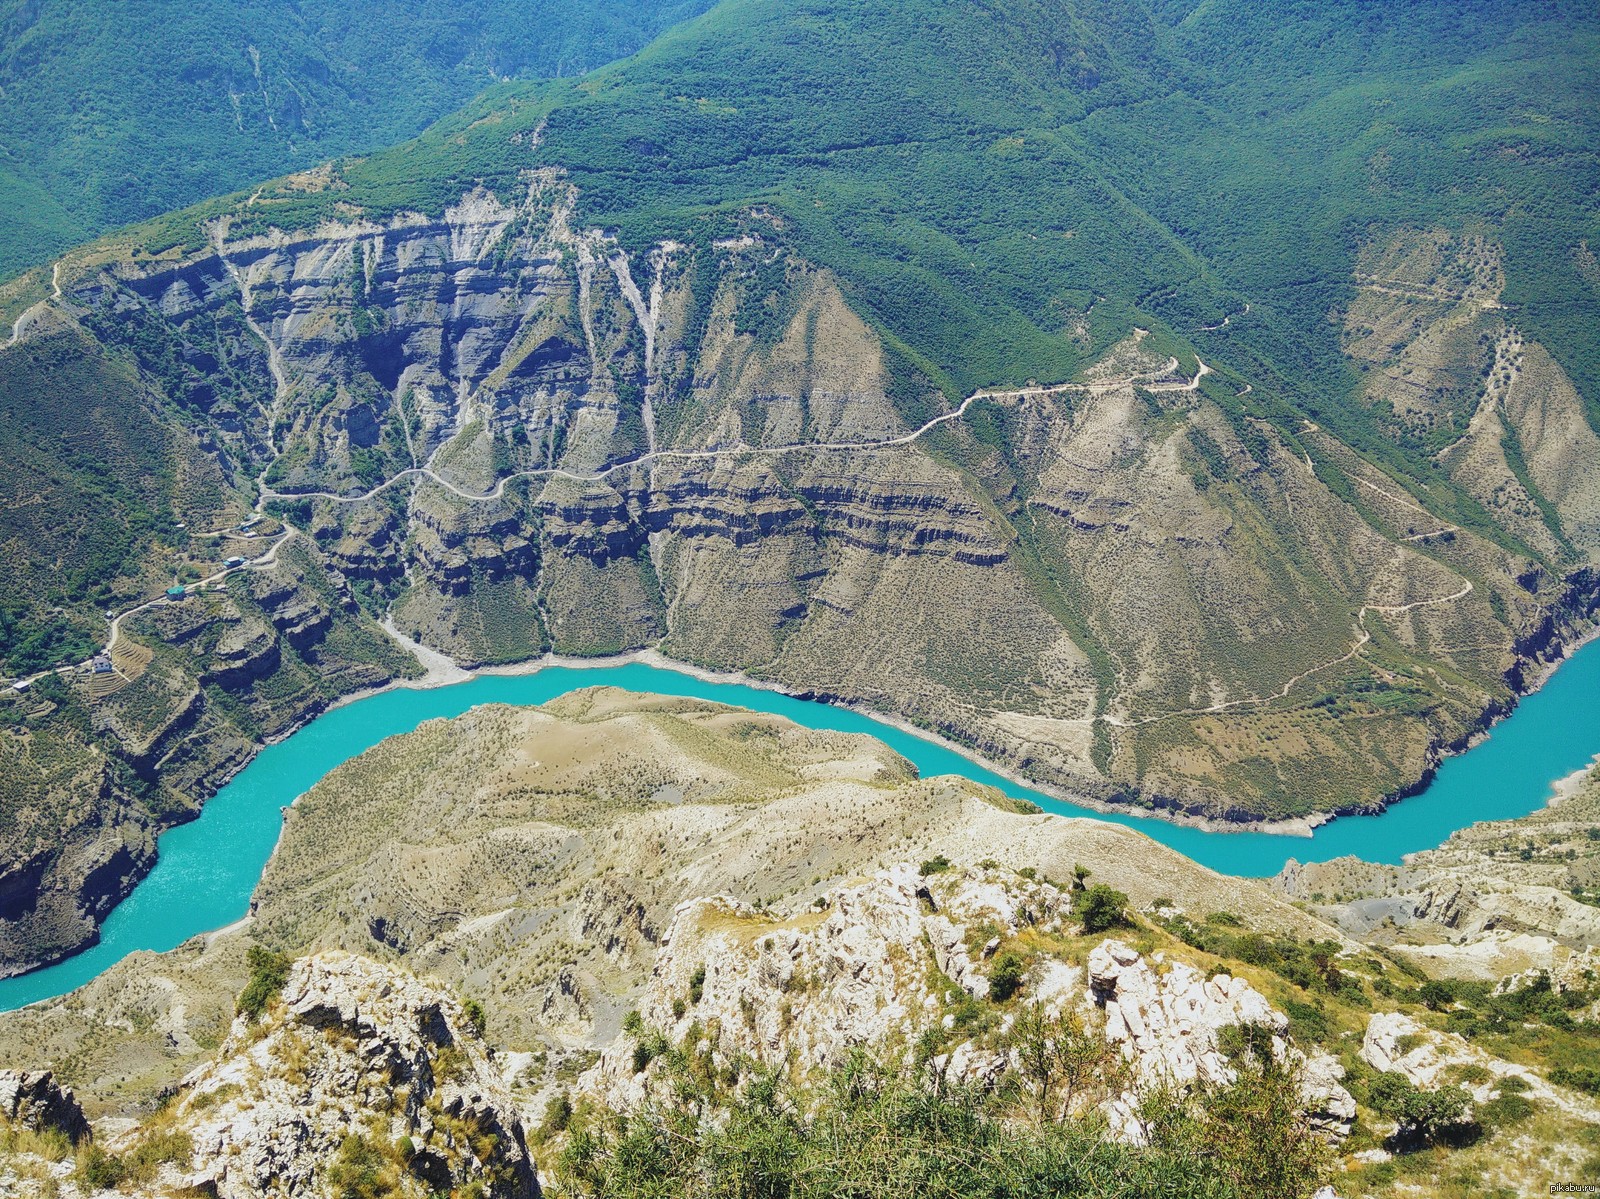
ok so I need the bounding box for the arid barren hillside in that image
[2,692,1597,1196]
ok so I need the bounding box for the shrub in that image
[461,996,487,1036]
[1478,1092,1537,1129]
[556,1043,1332,1199]
[326,1133,394,1199]
[988,951,1026,1002]
[919,855,952,877]
[1365,1072,1477,1146]
[74,1144,125,1189]
[541,1092,574,1137]
[1282,1000,1331,1045]
[1551,1067,1600,1096]
[1076,884,1131,935]
[236,944,291,1019]
[1417,980,1456,1011]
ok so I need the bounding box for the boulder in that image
[0,1069,90,1144]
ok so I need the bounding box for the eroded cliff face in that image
[0,534,417,979]
[6,176,1600,979]
[45,179,1596,826]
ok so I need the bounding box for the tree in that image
[1367,1072,1476,1145]
[1417,979,1455,1011]
[1076,884,1130,934]
[1198,1044,1333,1199]
[1008,1002,1122,1122]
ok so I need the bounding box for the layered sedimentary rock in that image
[41,181,1596,829]
[5,174,1600,979]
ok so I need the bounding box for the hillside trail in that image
[262,355,1212,508]
[11,321,1464,736]
[5,262,62,347]
[9,351,1210,690]
[1102,579,1476,730]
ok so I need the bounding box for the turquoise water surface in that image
[3,643,1598,1011]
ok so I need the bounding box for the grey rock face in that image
[0,1069,90,1144]
[172,951,540,1199]
[585,863,1354,1142]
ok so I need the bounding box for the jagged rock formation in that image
[0,1070,90,1145]
[0,953,539,1198]
[583,863,1355,1142]
[168,951,538,1198]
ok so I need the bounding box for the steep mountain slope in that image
[0,0,713,278]
[1,0,1598,975]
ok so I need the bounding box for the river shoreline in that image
[321,608,1600,842]
[329,640,1328,839]
[6,610,1600,1011]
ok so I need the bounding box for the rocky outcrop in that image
[1360,1010,1600,1121]
[0,1070,90,1144]
[168,952,539,1199]
[1086,939,1355,1139]
[1273,768,1600,981]
[585,863,1353,1141]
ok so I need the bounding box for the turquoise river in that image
[3,644,1599,1012]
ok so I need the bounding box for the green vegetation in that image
[988,950,1027,1002]
[0,0,1593,902]
[237,944,291,1019]
[0,326,187,673]
[0,0,715,278]
[1156,911,1355,998]
[1075,884,1132,935]
[557,1044,1330,1199]
[69,1127,191,1191]
[1365,1073,1475,1147]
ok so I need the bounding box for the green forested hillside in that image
[0,0,712,278]
[1,0,1597,828]
[110,0,1596,425]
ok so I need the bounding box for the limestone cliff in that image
[21,174,1600,836]
[582,864,1357,1143]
